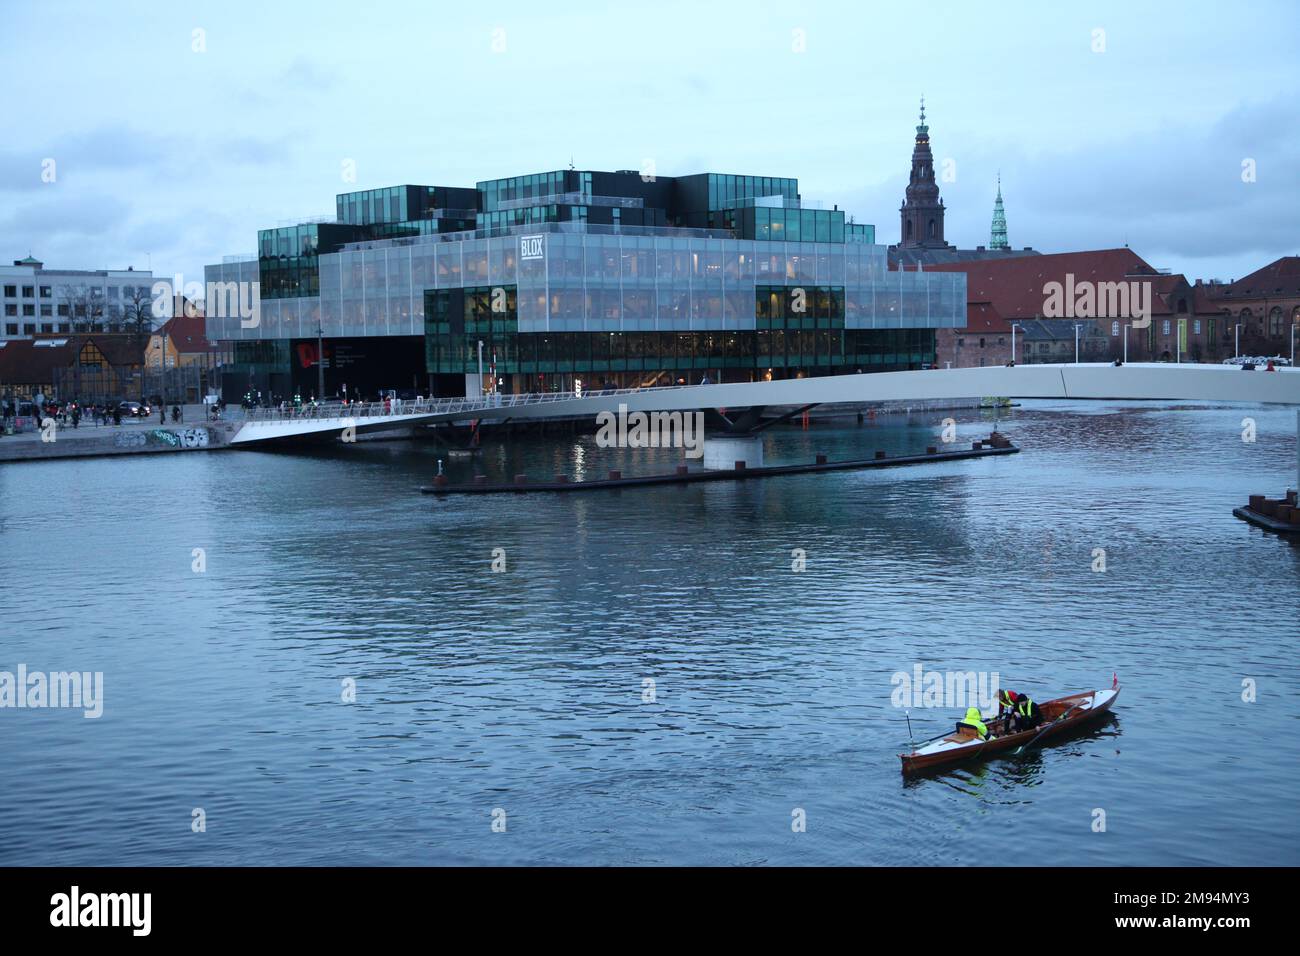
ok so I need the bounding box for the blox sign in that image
[520,234,545,261]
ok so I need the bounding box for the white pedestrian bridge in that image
[230,362,1300,446]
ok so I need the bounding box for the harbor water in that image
[1,399,1297,865]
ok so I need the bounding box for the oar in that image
[1014,699,1086,756]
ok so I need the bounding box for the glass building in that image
[205,169,963,401]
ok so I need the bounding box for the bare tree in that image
[122,287,155,335]
[59,284,103,333]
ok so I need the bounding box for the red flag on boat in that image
[1112,672,1119,689]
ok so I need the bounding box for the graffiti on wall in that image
[145,428,211,449]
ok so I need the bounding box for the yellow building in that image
[146,305,231,371]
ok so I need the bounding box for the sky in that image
[1,0,1297,287]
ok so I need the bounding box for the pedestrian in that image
[72,405,80,429]
[112,406,121,426]
[159,404,165,424]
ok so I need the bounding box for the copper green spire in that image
[990,173,1009,250]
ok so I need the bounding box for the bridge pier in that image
[702,435,764,470]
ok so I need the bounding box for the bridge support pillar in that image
[702,435,763,471]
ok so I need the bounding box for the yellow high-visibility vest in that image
[961,707,989,739]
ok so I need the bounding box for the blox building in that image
[204,169,965,401]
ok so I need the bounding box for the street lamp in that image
[477,340,484,396]
[1074,323,1083,364]
[1234,323,1242,359]
[1291,318,1297,366]
[1123,322,1131,364]
[315,324,325,403]
[1010,322,1023,365]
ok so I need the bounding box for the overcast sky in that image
[1,0,1296,287]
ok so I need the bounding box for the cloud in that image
[0,125,295,194]
[0,194,130,238]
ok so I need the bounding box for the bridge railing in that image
[238,384,690,426]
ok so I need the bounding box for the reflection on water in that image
[0,400,1297,865]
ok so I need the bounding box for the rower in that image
[957,706,994,741]
[996,689,1019,733]
[1013,693,1044,732]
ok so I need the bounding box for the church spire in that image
[990,173,1008,250]
[899,95,947,248]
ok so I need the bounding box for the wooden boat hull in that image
[899,686,1120,775]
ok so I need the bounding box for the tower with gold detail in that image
[898,97,950,249]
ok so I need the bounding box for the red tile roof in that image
[0,334,144,385]
[157,312,220,354]
[1211,256,1300,297]
[927,247,1164,320]
[961,301,1011,334]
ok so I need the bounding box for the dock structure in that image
[1233,491,1300,536]
[421,434,1018,495]
[1232,411,1300,537]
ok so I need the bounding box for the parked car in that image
[117,401,151,418]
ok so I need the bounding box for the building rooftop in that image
[927,248,1163,320]
[1204,256,1300,298]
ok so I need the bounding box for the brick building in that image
[1199,256,1300,360]
[929,248,1232,364]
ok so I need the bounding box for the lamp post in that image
[1234,323,1242,359]
[1291,319,1296,366]
[477,340,484,397]
[1074,323,1083,364]
[1123,322,1131,363]
[315,324,325,403]
[1011,322,1022,365]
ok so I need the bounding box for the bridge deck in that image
[230,363,1300,445]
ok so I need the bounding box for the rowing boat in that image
[899,683,1121,775]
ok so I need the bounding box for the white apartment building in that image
[1,255,156,341]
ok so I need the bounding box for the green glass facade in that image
[425,286,930,388]
[479,171,584,211]
[258,224,367,299]
[730,206,845,243]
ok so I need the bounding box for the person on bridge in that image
[957,706,993,741]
